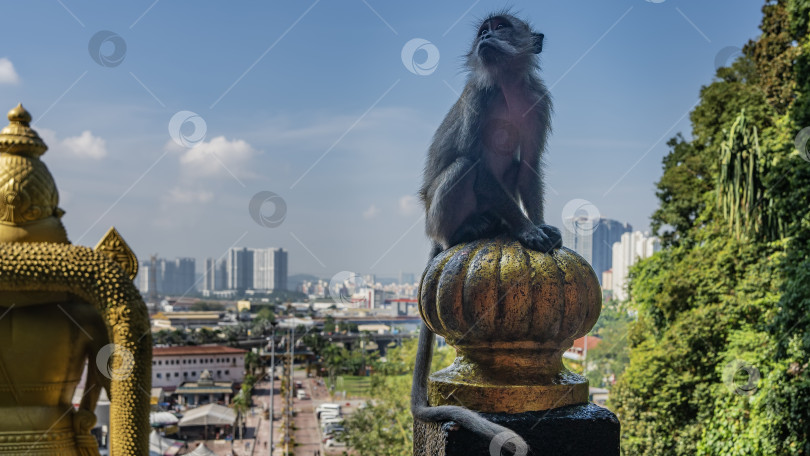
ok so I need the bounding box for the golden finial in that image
[0,103,48,157]
[0,103,66,243]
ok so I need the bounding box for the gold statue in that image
[0,104,151,455]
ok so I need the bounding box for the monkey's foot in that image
[515,224,561,253]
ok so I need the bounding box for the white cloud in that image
[61,130,107,159]
[37,128,107,159]
[166,187,214,204]
[0,58,20,84]
[175,136,258,180]
[398,194,420,216]
[363,204,379,219]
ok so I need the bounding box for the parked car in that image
[319,412,340,424]
[315,403,341,419]
[323,424,345,436]
[296,388,308,400]
[324,436,347,448]
[320,417,343,430]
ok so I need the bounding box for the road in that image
[176,369,365,456]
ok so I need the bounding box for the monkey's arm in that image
[411,323,528,455]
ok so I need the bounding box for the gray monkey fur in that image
[412,11,562,456]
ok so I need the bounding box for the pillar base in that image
[413,403,619,456]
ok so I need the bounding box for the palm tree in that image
[231,389,249,441]
[244,351,261,377]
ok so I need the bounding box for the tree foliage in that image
[342,336,454,456]
[614,1,810,454]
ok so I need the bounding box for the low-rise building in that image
[151,311,223,330]
[151,345,247,391]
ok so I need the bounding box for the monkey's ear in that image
[532,33,544,54]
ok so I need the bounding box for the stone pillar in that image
[414,237,620,455]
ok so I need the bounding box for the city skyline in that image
[136,211,641,288]
[0,1,764,277]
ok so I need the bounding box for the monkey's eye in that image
[496,23,505,29]
[479,28,488,36]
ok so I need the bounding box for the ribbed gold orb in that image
[419,236,602,413]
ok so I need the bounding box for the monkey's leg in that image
[425,158,478,249]
[448,211,505,246]
[411,323,528,456]
[477,168,558,253]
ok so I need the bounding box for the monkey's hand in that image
[515,224,562,253]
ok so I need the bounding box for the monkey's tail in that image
[411,323,529,456]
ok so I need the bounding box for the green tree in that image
[342,336,453,456]
[323,315,336,333]
[613,1,810,454]
[244,351,262,377]
[585,302,633,389]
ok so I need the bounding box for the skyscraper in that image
[227,247,254,291]
[252,247,288,291]
[273,248,288,291]
[591,219,632,284]
[611,231,661,301]
[562,217,632,284]
[203,257,217,291]
[136,257,196,296]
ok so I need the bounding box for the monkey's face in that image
[466,14,544,82]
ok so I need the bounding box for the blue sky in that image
[0,1,764,279]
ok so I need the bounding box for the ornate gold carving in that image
[95,226,139,281]
[0,104,48,157]
[0,104,65,243]
[0,242,152,456]
[419,236,602,413]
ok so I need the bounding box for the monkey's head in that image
[466,13,543,87]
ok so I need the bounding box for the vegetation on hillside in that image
[612,1,810,454]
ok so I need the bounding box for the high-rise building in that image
[252,247,288,291]
[611,231,661,301]
[136,257,196,296]
[562,217,632,284]
[273,248,288,291]
[591,219,632,284]
[226,247,254,291]
[203,258,217,291]
[253,248,273,290]
[216,259,227,291]
[562,216,595,265]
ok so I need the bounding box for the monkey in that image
[412,12,561,456]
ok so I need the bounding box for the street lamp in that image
[268,320,278,455]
